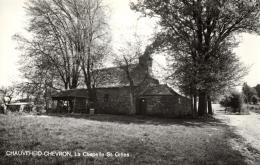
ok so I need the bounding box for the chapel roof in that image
[93,63,158,88]
[52,88,88,99]
[140,84,181,96]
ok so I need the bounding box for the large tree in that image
[169,39,247,115]
[114,34,143,115]
[66,0,111,102]
[15,32,63,105]
[16,0,82,90]
[131,0,260,116]
[16,0,110,103]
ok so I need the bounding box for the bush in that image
[220,97,230,108]
[220,91,243,113]
[251,95,259,105]
[32,105,45,114]
[0,105,4,114]
[23,104,33,112]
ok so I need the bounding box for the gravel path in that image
[214,104,260,152]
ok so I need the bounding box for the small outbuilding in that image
[136,84,191,117]
[52,89,88,113]
[6,102,33,112]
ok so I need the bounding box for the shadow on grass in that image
[43,112,226,128]
[1,113,257,164]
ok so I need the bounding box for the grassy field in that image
[0,113,255,165]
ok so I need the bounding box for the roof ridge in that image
[94,63,138,72]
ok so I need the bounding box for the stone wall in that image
[74,98,87,113]
[94,87,192,117]
[141,95,192,117]
[95,87,131,115]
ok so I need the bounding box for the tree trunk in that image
[82,67,96,103]
[91,85,97,102]
[81,46,97,103]
[190,94,194,117]
[44,83,48,112]
[198,91,207,116]
[129,91,136,115]
[65,82,68,90]
[193,94,197,115]
[208,96,213,115]
[124,64,136,115]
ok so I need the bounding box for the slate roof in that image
[51,54,165,99]
[52,89,88,99]
[94,64,158,88]
[140,84,179,96]
[52,84,182,100]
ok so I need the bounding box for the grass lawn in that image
[0,113,255,165]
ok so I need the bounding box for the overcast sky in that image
[0,0,260,88]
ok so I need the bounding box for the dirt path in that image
[214,104,260,151]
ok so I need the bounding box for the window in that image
[104,94,109,102]
[178,98,181,104]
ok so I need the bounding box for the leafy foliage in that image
[220,91,243,112]
[254,84,260,98]
[131,0,260,115]
[251,95,259,105]
[242,82,257,103]
[15,0,111,103]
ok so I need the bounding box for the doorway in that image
[137,98,147,115]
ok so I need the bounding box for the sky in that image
[0,0,260,88]
[0,0,26,87]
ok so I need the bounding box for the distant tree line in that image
[242,83,260,104]
[219,82,260,113]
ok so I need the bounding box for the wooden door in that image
[137,98,146,115]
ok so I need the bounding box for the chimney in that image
[139,53,153,77]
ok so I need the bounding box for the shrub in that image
[220,91,243,112]
[32,105,45,114]
[251,95,259,105]
[23,104,33,112]
[0,105,4,114]
[220,97,230,107]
